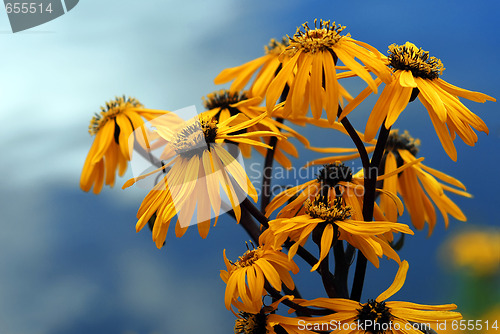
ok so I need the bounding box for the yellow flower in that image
[378,130,471,235]
[266,19,392,124]
[214,38,289,99]
[124,112,285,248]
[220,243,299,314]
[442,228,500,276]
[297,261,462,334]
[340,42,495,161]
[265,163,366,219]
[80,96,159,194]
[203,90,310,168]
[268,195,413,271]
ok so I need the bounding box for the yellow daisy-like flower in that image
[268,195,413,271]
[80,96,159,194]
[214,38,290,99]
[297,261,462,334]
[203,90,310,168]
[265,163,365,219]
[265,163,403,225]
[339,42,495,161]
[233,296,316,334]
[442,228,500,276]
[124,112,285,248]
[266,19,392,124]
[221,243,299,314]
[378,130,471,235]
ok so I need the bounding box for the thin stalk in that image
[333,241,349,298]
[337,106,370,172]
[260,117,284,212]
[350,122,391,302]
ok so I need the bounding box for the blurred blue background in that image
[0,1,498,333]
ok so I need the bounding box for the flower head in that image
[124,112,285,248]
[297,261,462,334]
[442,228,500,276]
[387,42,444,80]
[266,163,372,222]
[80,96,158,194]
[267,195,412,271]
[221,243,299,314]
[233,296,316,334]
[378,130,471,235]
[340,42,495,161]
[203,90,310,168]
[266,20,391,124]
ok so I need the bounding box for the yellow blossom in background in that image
[442,228,500,276]
[123,112,285,248]
[266,19,391,124]
[339,42,495,161]
[80,96,164,194]
[296,261,462,334]
[221,244,299,314]
[481,306,500,334]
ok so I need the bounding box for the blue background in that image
[0,1,498,333]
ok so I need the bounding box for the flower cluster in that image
[80,18,495,334]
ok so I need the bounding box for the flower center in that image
[234,312,268,334]
[305,195,352,223]
[88,96,142,136]
[203,90,248,117]
[264,37,289,56]
[235,249,259,268]
[317,163,353,188]
[172,116,218,158]
[384,129,420,169]
[357,299,393,334]
[284,19,347,58]
[388,42,444,79]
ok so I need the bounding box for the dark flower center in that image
[234,311,268,334]
[305,195,352,223]
[203,90,248,117]
[89,96,142,136]
[317,163,353,188]
[383,129,420,169]
[388,42,444,80]
[357,299,393,334]
[285,19,346,57]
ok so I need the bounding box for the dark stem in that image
[338,106,370,172]
[241,198,269,228]
[350,122,391,302]
[318,253,338,298]
[237,208,262,244]
[260,84,289,213]
[333,240,349,298]
[260,117,284,212]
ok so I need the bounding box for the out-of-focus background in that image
[0,1,498,333]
